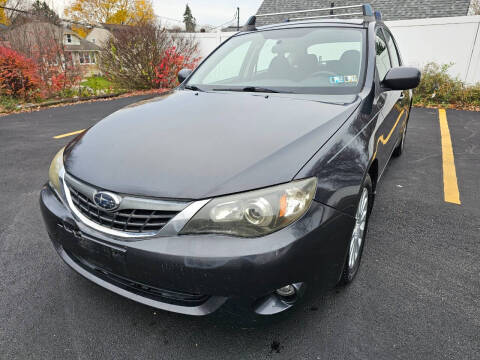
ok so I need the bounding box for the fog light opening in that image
[275,285,296,301]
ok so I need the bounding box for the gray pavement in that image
[0,98,478,359]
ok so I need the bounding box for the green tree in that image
[31,1,61,24]
[183,4,196,32]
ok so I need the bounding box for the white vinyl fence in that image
[387,16,480,84]
[180,15,480,84]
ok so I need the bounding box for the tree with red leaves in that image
[0,46,40,98]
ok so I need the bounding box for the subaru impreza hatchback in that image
[40,4,420,315]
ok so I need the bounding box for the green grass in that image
[81,76,116,91]
[0,95,19,112]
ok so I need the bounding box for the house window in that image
[78,52,97,64]
[66,34,72,43]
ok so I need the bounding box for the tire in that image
[338,174,373,285]
[392,118,408,157]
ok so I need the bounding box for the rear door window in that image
[307,41,361,62]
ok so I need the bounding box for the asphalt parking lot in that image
[0,97,479,359]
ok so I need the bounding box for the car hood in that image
[64,90,360,200]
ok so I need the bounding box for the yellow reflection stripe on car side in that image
[438,109,461,205]
[53,129,85,139]
[372,108,405,160]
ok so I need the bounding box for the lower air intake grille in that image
[66,249,209,307]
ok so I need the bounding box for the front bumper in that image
[40,185,354,315]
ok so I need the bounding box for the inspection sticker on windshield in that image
[329,75,358,84]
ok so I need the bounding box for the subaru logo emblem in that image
[93,191,121,211]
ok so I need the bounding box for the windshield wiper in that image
[184,85,205,92]
[213,86,281,93]
[242,86,280,93]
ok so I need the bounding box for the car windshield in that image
[186,27,366,95]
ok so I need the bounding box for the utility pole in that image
[237,7,240,31]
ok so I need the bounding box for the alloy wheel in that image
[348,187,369,270]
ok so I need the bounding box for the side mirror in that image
[382,67,421,90]
[178,68,193,84]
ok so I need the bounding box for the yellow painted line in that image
[53,129,85,139]
[372,109,405,160]
[438,109,461,205]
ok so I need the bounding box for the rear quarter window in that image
[307,42,362,62]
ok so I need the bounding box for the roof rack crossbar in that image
[256,4,365,18]
[291,12,364,21]
[243,3,376,31]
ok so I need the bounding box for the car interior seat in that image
[337,50,361,75]
[294,53,319,77]
[267,42,292,78]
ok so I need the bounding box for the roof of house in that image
[3,22,100,51]
[63,28,78,36]
[63,26,101,51]
[256,0,472,25]
[65,36,101,52]
[222,25,241,32]
[101,23,132,32]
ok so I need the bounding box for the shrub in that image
[99,24,199,90]
[5,22,83,98]
[0,47,40,98]
[50,71,81,94]
[34,44,82,97]
[153,46,200,88]
[0,95,18,112]
[414,63,480,108]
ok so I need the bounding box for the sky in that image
[48,0,264,28]
[152,0,264,27]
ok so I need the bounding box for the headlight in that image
[180,177,317,238]
[48,147,65,195]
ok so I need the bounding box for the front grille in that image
[68,184,179,234]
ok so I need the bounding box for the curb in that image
[19,93,127,110]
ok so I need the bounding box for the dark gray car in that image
[40,4,420,315]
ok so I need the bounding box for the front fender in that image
[295,102,377,217]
